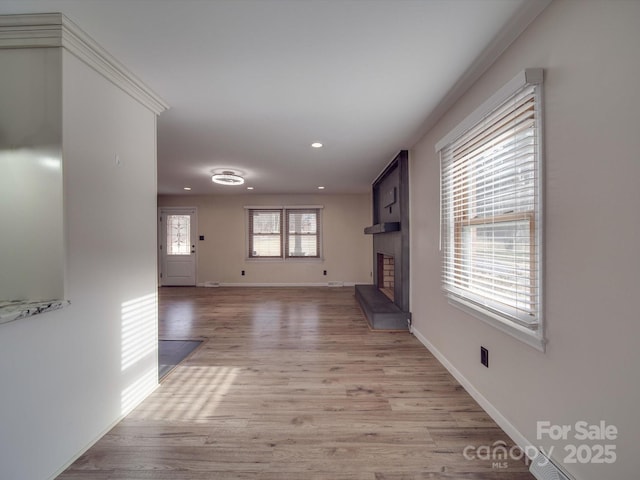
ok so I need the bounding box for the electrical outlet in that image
[241,270,245,276]
[480,347,489,368]
[323,270,327,276]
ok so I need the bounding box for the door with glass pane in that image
[159,208,197,286]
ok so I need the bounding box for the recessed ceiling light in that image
[318,186,325,190]
[311,142,323,148]
[211,171,245,185]
[247,186,254,190]
[183,187,192,191]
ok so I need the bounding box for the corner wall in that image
[0,47,159,480]
[409,1,640,479]
[158,193,372,286]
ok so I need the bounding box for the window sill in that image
[448,296,546,352]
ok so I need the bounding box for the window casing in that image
[247,207,321,259]
[437,69,544,350]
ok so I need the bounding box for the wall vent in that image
[328,281,344,287]
[204,281,220,287]
[529,450,571,480]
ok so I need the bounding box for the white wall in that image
[0,48,159,480]
[409,1,640,479]
[158,193,373,286]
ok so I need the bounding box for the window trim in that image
[245,205,324,261]
[436,69,545,351]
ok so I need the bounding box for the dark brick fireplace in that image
[356,151,411,330]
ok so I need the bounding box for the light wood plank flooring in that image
[58,287,533,479]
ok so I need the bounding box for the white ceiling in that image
[0,0,548,195]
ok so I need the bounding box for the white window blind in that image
[249,209,282,258]
[286,209,320,258]
[439,69,543,346]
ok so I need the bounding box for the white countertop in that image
[0,299,70,325]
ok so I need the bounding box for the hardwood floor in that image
[58,287,534,479]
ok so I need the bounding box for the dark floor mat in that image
[158,339,203,380]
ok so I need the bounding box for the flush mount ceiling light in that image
[211,171,245,186]
[311,142,323,148]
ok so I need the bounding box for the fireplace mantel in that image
[364,222,400,234]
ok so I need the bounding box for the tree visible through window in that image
[286,209,319,258]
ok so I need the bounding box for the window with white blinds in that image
[248,209,282,258]
[248,207,321,259]
[437,69,544,349]
[286,209,320,258]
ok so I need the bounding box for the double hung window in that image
[437,69,544,349]
[285,209,320,258]
[248,209,282,258]
[248,207,321,259]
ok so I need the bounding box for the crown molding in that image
[0,13,169,115]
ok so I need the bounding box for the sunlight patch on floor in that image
[130,365,240,422]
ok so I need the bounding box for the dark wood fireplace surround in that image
[356,151,411,330]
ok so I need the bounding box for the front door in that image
[159,207,197,286]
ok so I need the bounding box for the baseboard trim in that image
[411,325,530,450]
